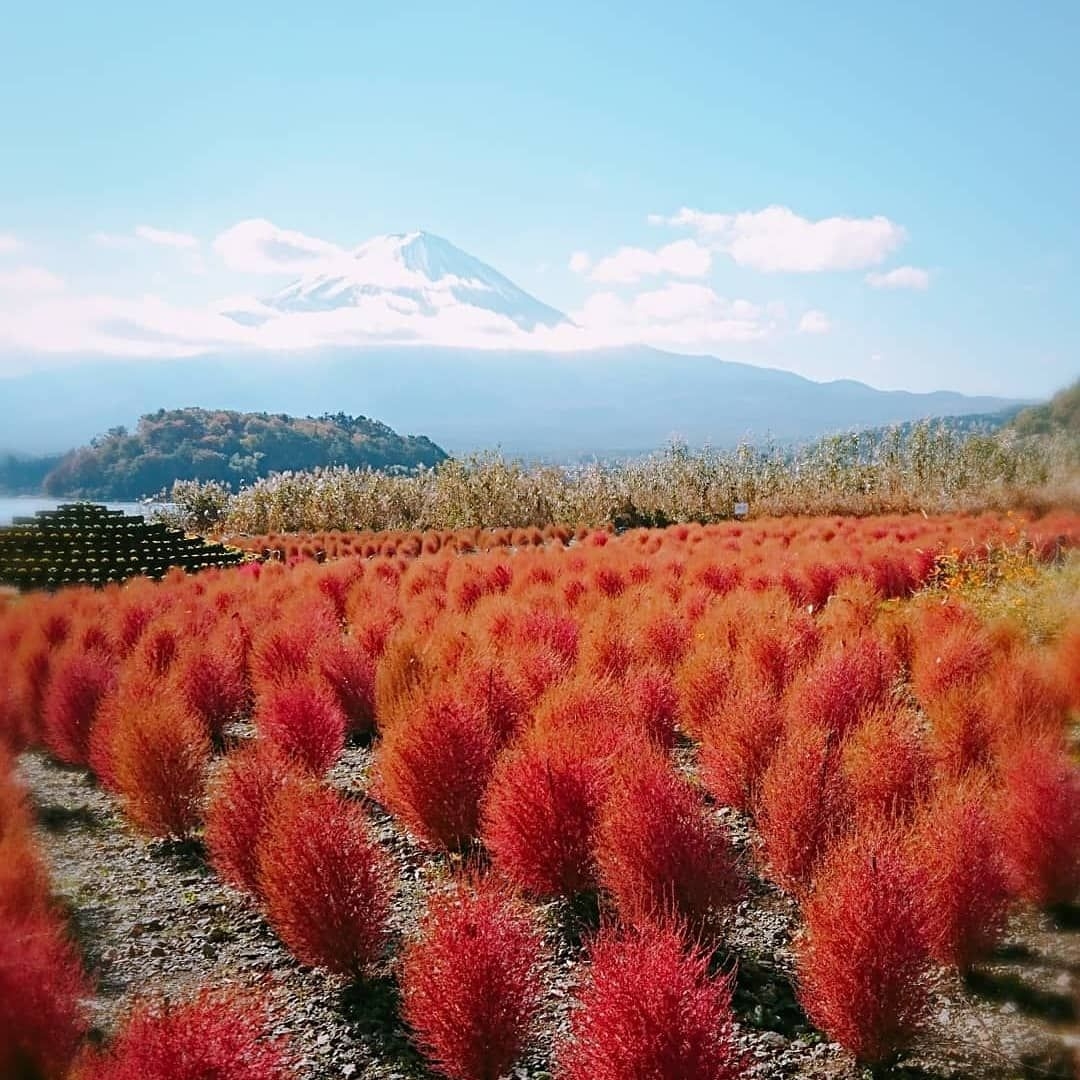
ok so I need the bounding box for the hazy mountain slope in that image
[0,347,1022,458]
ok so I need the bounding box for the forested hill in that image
[1007,379,1080,437]
[38,409,449,499]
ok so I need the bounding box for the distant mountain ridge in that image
[0,346,1023,460]
[0,229,1029,459]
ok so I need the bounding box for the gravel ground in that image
[18,748,1079,1080]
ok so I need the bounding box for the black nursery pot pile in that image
[0,503,245,590]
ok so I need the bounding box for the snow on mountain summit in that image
[264,231,567,330]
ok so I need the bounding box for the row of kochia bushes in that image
[160,419,1078,536]
[222,509,1073,570]
[2,510,1079,1078]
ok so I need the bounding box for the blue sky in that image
[1,1,1077,397]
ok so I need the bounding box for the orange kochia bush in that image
[0,509,1078,1075]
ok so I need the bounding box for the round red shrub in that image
[317,634,377,736]
[908,776,1010,969]
[401,881,544,1080]
[110,698,212,838]
[259,784,392,977]
[997,739,1080,907]
[175,641,250,741]
[757,723,850,894]
[41,646,115,767]
[841,708,930,825]
[483,741,607,899]
[698,686,784,812]
[0,767,50,920]
[72,987,295,1080]
[560,922,745,1080]
[205,742,303,899]
[597,754,740,935]
[375,691,499,851]
[786,636,896,741]
[255,681,346,775]
[622,667,678,750]
[796,827,930,1066]
[0,913,89,1080]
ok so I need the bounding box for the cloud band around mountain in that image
[0,206,934,367]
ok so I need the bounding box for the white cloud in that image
[866,265,930,290]
[589,239,712,283]
[658,205,906,272]
[213,218,345,275]
[0,220,794,363]
[135,225,199,250]
[0,266,65,294]
[798,309,831,334]
[568,251,591,274]
[0,235,19,255]
[91,231,136,249]
[569,283,778,348]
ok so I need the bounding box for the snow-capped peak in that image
[264,231,567,330]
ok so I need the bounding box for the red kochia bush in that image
[205,742,302,899]
[1054,625,1080,709]
[910,622,993,707]
[174,639,250,740]
[796,828,930,1066]
[676,648,734,739]
[483,741,608,899]
[923,687,994,779]
[375,692,498,851]
[786,636,896,740]
[0,913,90,1080]
[41,646,115,766]
[841,708,930,824]
[259,784,391,976]
[316,634,377,735]
[757,723,850,894]
[255,681,346,775]
[997,739,1080,907]
[0,766,51,920]
[249,607,335,692]
[908,776,1009,969]
[981,650,1070,743]
[560,922,744,1080]
[597,753,740,935]
[401,881,544,1080]
[72,987,295,1080]
[622,667,679,750]
[698,685,784,812]
[110,698,212,838]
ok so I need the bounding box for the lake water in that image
[0,496,166,527]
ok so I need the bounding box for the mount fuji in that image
[227,231,567,332]
[0,230,1024,458]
